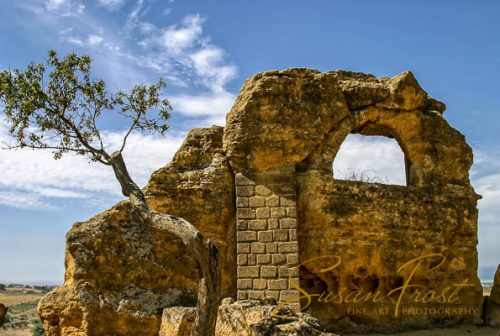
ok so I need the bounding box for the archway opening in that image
[332,133,407,186]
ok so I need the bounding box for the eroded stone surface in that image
[484,265,500,326]
[223,69,350,173]
[39,69,482,335]
[0,303,6,327]
[159,300,338,336]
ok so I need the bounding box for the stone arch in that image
[332,133,407,185]
[301,105,474,190]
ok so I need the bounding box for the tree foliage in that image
[0,50,171,164]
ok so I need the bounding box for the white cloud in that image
[0,190,53,210]
[333,134,407,185]
[159,14,204,53]
[54,5,237,95]
[473,158,500,268]
[170,91,236,126]
[98,0,125,11]
[59,29,104,47]
[87,34,104,46]
[471,152,500,225]
[189,45,237,92]
[0,118,184,210]
[135,13,237,92]
[43,0,84,17]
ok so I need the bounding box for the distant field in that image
[0,285,54,336]
[482,281,493,296]
[0,283,495,335]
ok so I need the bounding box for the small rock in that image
[0,303,7,327]
[485,264,500,326]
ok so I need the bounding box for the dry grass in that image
[0,288,44,306]
[352,326,499,336]
[0,286,52,336]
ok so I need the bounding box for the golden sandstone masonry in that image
[38,69,484,335]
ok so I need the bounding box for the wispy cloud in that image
[51,2,237,124]
[60,28,105,47]
[98,0,126,11]
[170,91,236,126]
[134,13,237,93]
[471,149,500,226]
[0,118,184,210]
[43,0,85,17]
[474,173,500,223]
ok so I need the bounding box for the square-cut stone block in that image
[286,254,298,266]
[266,243,277,253]
[280,196,296,206]
[266,195,280,207]
[271,207,286,218]
[249,219,267,231]
[251,242,266,254]
[237,231,257,242]
[256,207,270,219]
[248,290,266,300]
[237,220,248,230]
[272,254,286,265]
[249,196,266,207]
[255,185,272,196]
[237,291,248,300]
[279,218,297,229]
[248,254,256,266]
[236,197,249,207]
[274,229,289,241]
[265,290,280,301]
[261,266,278,278]
[258,231,273,242]
[237,254,248,266]
[278,241,298,253]
[268,219,279,230]
[237,243,250,254]
[253,279,267,290]
[268,279,288,290]
[257,254,271,264]
[238,208,256,220]
[238,266,259,278]
[236,185,255,197]
[237,279,252,289]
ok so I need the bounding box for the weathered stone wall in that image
[235,166,299,308]
[297,179,481,331]
[39,68,483,335]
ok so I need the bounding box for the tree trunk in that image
[109,151,221,336]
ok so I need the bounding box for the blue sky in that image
[0,0,499,284]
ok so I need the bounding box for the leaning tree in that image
[0,50,221,336]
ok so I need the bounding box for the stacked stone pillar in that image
[235,165,299,309]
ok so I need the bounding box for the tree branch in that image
[4,142,110,165]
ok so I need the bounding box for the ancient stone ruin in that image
[38,69,484,335]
